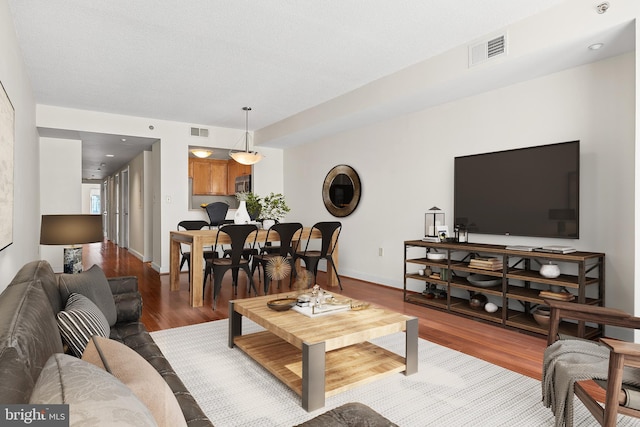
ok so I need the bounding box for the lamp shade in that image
[190,149,212,158]
[40,215,103,245]
[230,151,263,165]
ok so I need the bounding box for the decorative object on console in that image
[454,224,468,243]
[539,262,561,278]
[426,250,446,261]
[436,225,450,242]
[469,292,488,310]
[469,257,503,271]
[467,274,502,288]
[539,290,575,301]
[532,305,551,327]
[40,214,103,273]
[425,206,445,238]
[485,302,498,313]
[229,107,263,165]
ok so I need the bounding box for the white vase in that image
[539,262,561,279]
[234,201,251,224]
[262,219,276,230]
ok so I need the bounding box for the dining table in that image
[169,226,339,307]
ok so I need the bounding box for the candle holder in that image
[424,206,445,238]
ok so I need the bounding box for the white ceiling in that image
[7,0,596,179]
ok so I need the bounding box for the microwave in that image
[235,175,251,193]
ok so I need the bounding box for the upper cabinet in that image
[189,158,251,196]
[227,160,251,195]
[191,158,228,195]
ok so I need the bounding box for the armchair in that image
[544,300,640,426]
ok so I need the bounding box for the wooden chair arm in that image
[545,300,640,345]
[601,338,640,359]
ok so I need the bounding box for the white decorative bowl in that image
[427,252,446,261]
[540,262,561,279]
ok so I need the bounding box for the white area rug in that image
[151,319,638,427]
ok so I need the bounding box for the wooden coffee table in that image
[229,293,418,411]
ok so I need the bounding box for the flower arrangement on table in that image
[235,191,262,220]
[259,192,290,223]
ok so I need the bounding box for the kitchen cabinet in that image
[190,158,228,195]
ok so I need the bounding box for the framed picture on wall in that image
[0,81,14,251]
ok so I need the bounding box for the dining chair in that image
[293,221,342,290]
[251,222,303,294]
[205,202,232,228]
[543,300,640,426]
[203,224,258,309]
[177,220,217,285]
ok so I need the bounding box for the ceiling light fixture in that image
[588,43,604,50]
[230,107,263,165]
[190,149,213,158]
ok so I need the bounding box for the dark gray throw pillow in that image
[58,264,117,326]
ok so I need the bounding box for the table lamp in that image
[40,214,103,274]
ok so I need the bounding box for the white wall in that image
[0,1,39,288]
[39,137,83,271]
[285,53,635,338]
[127,152,146,261]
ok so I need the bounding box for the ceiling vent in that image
[469,34,507,67]
[190,127,209,137]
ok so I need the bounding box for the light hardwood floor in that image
[83,240,547,380]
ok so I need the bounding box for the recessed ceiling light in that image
[105,154,115,157]
[121,138,127,142]
[588,43,604,50]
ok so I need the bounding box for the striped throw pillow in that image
[57,293,110,357]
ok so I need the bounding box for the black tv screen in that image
[454,141,579,239]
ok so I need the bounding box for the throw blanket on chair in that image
[542,339,610,427]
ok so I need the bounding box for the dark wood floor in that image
[84,240,547,380]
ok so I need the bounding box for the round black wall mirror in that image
[322,165,361,217]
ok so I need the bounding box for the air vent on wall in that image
[190,127,209,137]
[469,34,507,67]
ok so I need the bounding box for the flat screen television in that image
[454,141,579,239]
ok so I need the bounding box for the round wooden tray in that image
[267,297,297,311]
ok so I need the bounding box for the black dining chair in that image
[293,221,343,290]
[205,202,232,228]
[203,224,258,309]
[177,220,218,285]
[251,222,303,294]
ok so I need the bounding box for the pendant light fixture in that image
[190,149,213,158]
[230,107,263,165]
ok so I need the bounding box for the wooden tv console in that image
[403,240,605,339]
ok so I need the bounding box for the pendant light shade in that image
[230,107,263,165]
[190,149,213,158]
